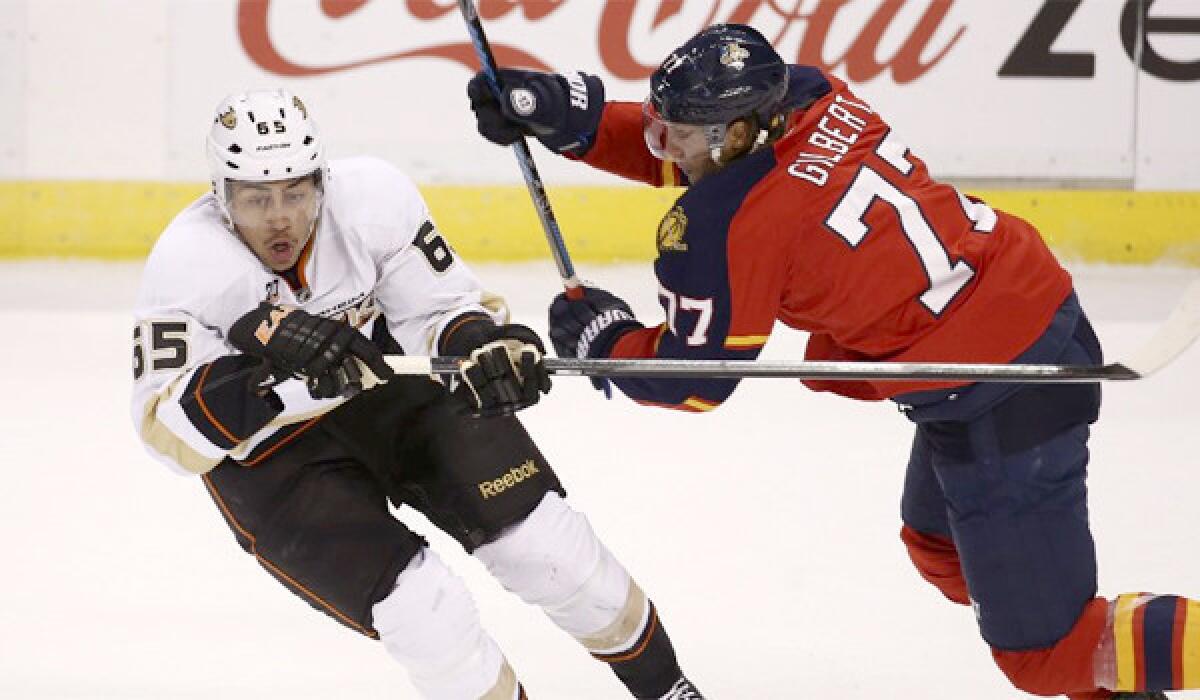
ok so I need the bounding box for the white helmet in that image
[206,89,326,220]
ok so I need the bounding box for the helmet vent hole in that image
[286,167,293,173]
[247,111,256,122]
[263,169,269,175]
[227,144,242,154]
[225,161,239,169]
[310,153,317,160]
[303,136,314,146]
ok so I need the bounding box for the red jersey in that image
[580,67,1071,408]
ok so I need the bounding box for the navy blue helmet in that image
[648,24,789,127]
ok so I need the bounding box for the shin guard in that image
[372,549,521,700]
[475,493,686,698]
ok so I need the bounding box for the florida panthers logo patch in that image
[720,42,750,71]
[657,206,689,253]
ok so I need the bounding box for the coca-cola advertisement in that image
[2,0,1197,187]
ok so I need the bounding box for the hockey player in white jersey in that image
[130,89,704,700]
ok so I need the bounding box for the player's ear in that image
[725,118,757,157]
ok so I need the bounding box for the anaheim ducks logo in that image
[657,206,689,253]
[293,96,308,119]
[217,107,237,130]
[720,42,750,71]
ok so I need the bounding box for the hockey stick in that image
[387,278,1200,383]
[457,0,583,298]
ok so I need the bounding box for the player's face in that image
[642,100,750,183]
[228,176,320,271]
[642,99,712,174]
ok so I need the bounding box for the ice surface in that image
[2,261,1198,699]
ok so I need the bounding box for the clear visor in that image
[226,176,323,231]
[641,98,727,164]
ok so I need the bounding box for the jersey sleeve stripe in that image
[724,334,769,349]
[193,363,243,446]
[241,416,323,467]
[179,355,284,452]
[632,396,719,413]
[651,324,668,354]
[661,161,679,187]
[138,381,225,475]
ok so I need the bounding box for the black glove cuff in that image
[227,302,277,356]
[540,71,606,157]
[439,313,497,357]
[577,311,643,358]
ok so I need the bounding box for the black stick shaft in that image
[456,0,582,293]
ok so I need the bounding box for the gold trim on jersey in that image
[227,395,349,462]
[724,334,769,349]
[682,397,719,412]
[139,378,223,475]
[480,290,510,322]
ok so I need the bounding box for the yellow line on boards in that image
[0,182,1197,266]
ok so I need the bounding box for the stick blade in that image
[1119,277,1200,378]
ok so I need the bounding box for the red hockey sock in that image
[992,597,1109,696]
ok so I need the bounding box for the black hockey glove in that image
[440,315,552,417]
[467,68,605,157]
[548,287,643,397]
[228,303,394,400]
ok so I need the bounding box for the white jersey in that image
[131,156,506,476]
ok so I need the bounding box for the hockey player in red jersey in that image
[468,23,1195,700]
[132,88,705,700]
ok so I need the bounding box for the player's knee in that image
[900,525,970,605]
[992,646,1093,697]
[990,597,1109,696]
[475,491,609,605]
[474,492,636,641]
[372,548,507,698]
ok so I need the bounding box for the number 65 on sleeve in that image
[132,320,190,380]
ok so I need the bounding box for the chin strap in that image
[751,127,770,151]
